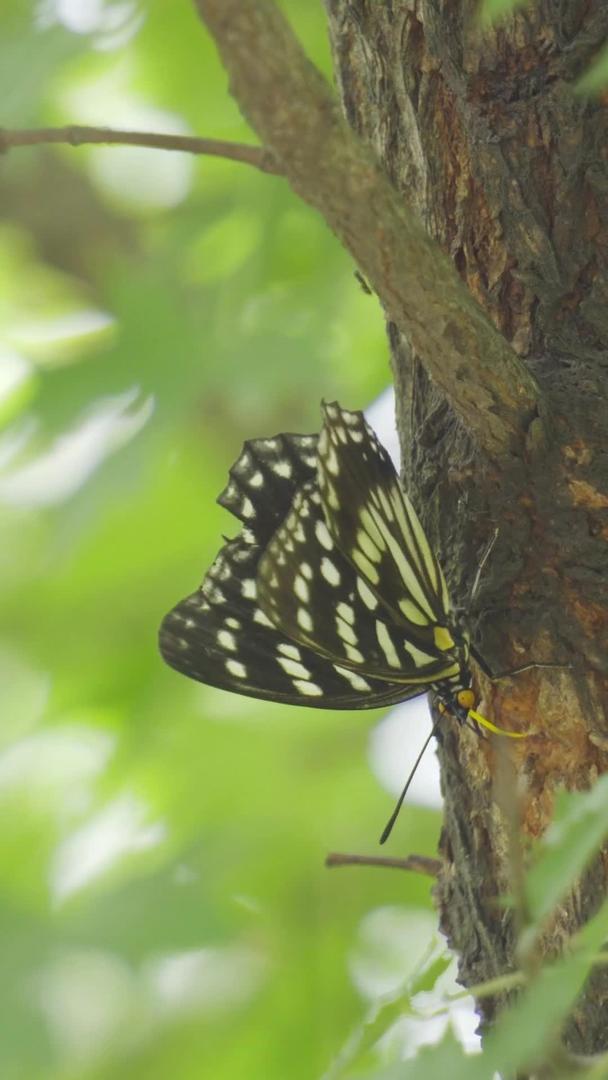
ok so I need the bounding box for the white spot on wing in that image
[356,528,382,563]
[398,598,426,624]
[333,665,370,692]
[278,643,301,660]
[325,485,339,510]
[357,577,378,610]
[226,659,247,678]
[325,447,339,475]
[376,621,401,669]
[293,680,323,697]
[344,643,364,663]
[360,506,387,546]
[404,640,438,667]
[297,607,313,633]
[320,557,341,586]
[294,575,309,603]
[217,629,237,651]
[254,608,274,628]
[336,601,354,624]
[336,616,357,646]
[352,549,380,584]
[315,520,333,551]
[278,657,311,679]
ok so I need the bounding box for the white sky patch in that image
[340,908,480,1065]
[91,134,193,210]
[51,793,167,904]
[36,0,143,51]
[57,61,194,210]
[365,385,400,469]
[368,697,442,810]
[146,945,267,1018]
[373,953,481,1061]
[349,906,440,1001]
[0,387,154,507]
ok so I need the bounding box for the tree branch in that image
[0,125,281,175]
[325,851,441,877]
[193,0,542,459]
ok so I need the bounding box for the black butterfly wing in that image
[317,403,457,654]
[159,536,422,709]
[216,430,319,543]
[257,479,460,686]
[159,428,421,709]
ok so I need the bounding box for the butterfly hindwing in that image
[159,535,421,709]
[217,430,319,544]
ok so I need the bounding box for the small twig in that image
[0,125,281,176]
[426,969,527,1016]
[325,851,441,877]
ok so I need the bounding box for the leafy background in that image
[4,3,608,1078]
[0,3,458,1078]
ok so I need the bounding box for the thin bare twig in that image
[325,851,441,877]
[0,125,281,175]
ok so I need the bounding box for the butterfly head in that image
[436,684,527,739]
[436,684,477,727]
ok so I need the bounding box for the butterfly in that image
[159,402,524,743]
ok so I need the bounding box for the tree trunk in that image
[326,0,608,1052]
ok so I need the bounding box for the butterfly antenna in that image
[470,527,499,602]
[379,722,439,845]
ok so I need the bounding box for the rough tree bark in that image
[324,0,608,1052]
[195,0,608,1057]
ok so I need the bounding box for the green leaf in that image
[481,898,608,1076]
[525,774,608,926]
[479,0,530,27]
[366,1029,475,1080]
[576,44,608,95]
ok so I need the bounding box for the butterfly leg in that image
[469,644,565,683]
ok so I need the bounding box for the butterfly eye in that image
[457,688,476,711]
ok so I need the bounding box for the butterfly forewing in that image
[317,403,452,634]
[257,479,460,685]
